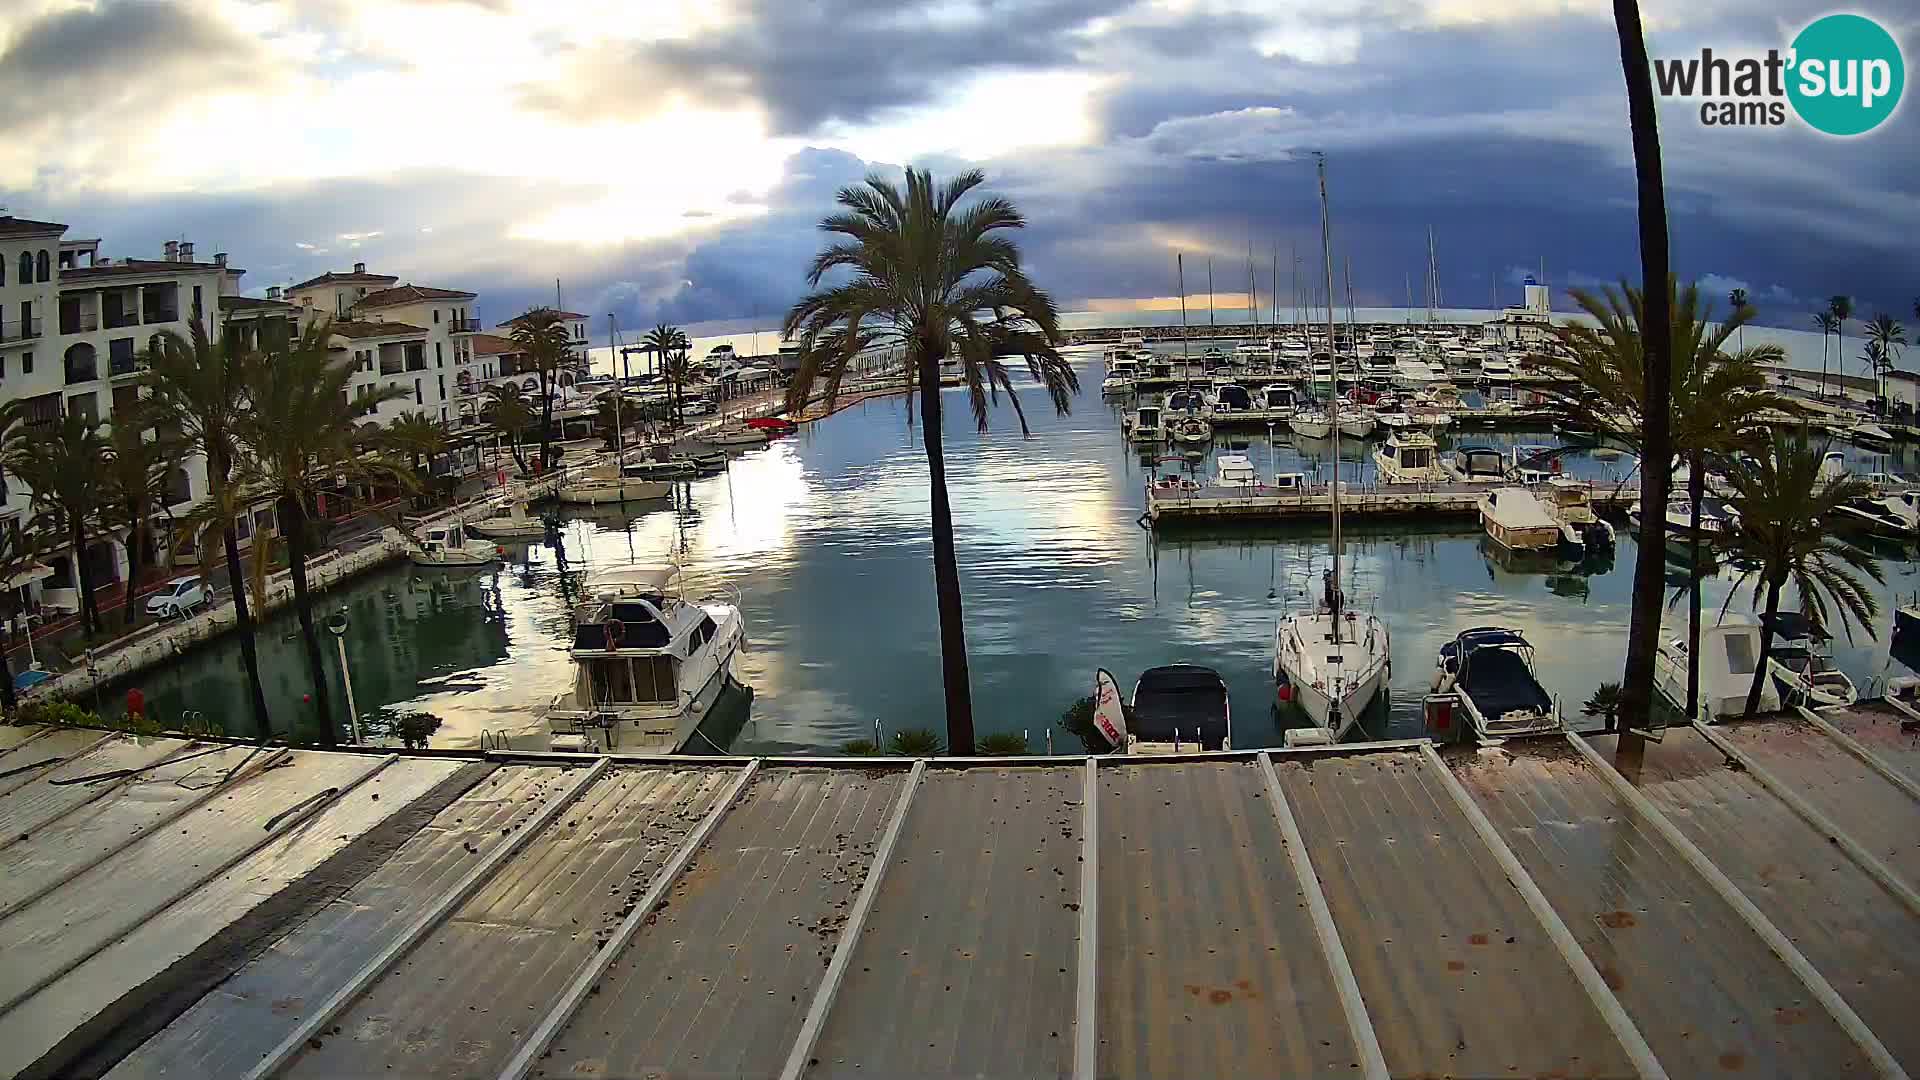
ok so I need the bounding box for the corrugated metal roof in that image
[0,716,1917,1080]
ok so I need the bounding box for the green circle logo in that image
[1787,14,1904,136]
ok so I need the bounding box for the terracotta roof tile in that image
[470,333,522,356]
[59,259,242,282]
[355,284,477,309]
[290,270,399,291]
[0,215,67,237]
[326,319,429,340]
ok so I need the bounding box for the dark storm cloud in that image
[521,0,1134,134]
[0,1,264,135]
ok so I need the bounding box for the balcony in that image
[65,360,98,384]
[380,359,404,376]
[449,317,482,333]
[60,312,98,334]
[110,356,141,378]
[103,310,140,331]
[144,308,180,325]
[0,317,42,343]
[405,357,427,372]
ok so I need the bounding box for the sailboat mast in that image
[1178,254,1189,361]
[1317,153,1343,639]
[1345,258,1355,337]
[1247,240,1258,333]
[1207,259,1215,327]
[607,313,624,458]
[1270,246,1279,331]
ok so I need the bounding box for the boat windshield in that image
[586,655,678,704]
[1724,632,1759,676]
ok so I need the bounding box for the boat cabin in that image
[1166,389,1207,413]
[1130,665,1231,751]
[1449,445,1505,481]
[1214,454,1259,488]
[1133,404,1163,432]
[568,569,719,708]
[1213,384,1252,412]
[1263,384,1298,411]
[1271,472,1307,492]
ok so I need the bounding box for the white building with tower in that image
[1485,276,1556,348]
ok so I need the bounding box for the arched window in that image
[64,342,98,383]
[0,253,6,286]
[16,252,29,284]
[35,250,49,282]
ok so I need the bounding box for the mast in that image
[1317,153,1343,640]
[1270,246,1279,332]
[1207,259,1215,326]
[1247,240,1258,335]
[1405,273,1413,324]
[1291,243,1301,328]
[1178,254,1189,362]
[1345,258,1355,339]
[607,313,624,459]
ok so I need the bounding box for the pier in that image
[1144,477,1638,525]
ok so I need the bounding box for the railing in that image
[0,317,42,342]
[60,313,97,334]
[110,356,140,377]
[103,311,140,330]
[65,362,99,384]
[449,317,482,333]
[144,309,180,325]
[380,360,404,375]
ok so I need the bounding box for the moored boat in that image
[1371,429,1444,483]
[407,523,501,567]
[1477,487,1562,552]
[1654,616,1778,721]
[1168,414,1213,446]
[1125,402,1165,444]
[559,463,672,505]
[1761,611,1857,708]
[1431,627,1560,740]
[1127,664,1232,752]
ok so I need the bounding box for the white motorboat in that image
[1761,611,1858,708]
[1126,402,1165,444]
[1119,328,1146,349]
[1834,490,1920,539]
[1234,343,1269,365]
[1443,445,1506,483]
[1655,616,1778,721]
[1336,410,1376,440]
[559,463,672,505]
[1261,384,1299,412]
[543,565,747,754]
[1477,488,1563,552]
[1165,388,1210,415]
[625,460,694,481]
[467,495,551,540]
[1214,453,1259,488]
[1168,414,1214,447]
[408,523,501,567]
[707,425,770,448]
[1849,422,1895,450]
[1289,408,1331,439]
[1539,476,1617,556]
[1274,157,1391,746]
[1100,372,1134,396]
[1372,430,1444,483]
[1628,493,1737,542]
[1125,664,1232,752]
[1211,383,1253,413]
[1431,628,1560,740]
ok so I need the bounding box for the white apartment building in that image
[0,216,64,539]
[285,267,479,426]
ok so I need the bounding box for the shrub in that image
[840,738,882,756]
[888,727,944,756]
[1059,694,1107,753]
[976,732,1029,756]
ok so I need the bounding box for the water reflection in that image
[118,348,1920,751]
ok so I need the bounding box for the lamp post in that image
[326,609,360,744]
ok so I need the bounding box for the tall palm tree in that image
[1,410,113,637]
[102,418,181,630]
[1606,0,1675,740]
[643,323,691,424]
[1812,311,1840,397]
[384,411,447,494]
[1829,295,1854,396]
[0,525,40,714]
[1865,313,1907,401]
[1727,287,1748,351]
[508,310,572,471]
[139,322,272,738]
[661,349,696,427]
[238,324,412,745]
[784,168,1078,754]
[1719,431,1879,716]
[482,383,534,475]
[1536,279,1793,718]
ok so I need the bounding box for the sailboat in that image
[1273,155,1392,744]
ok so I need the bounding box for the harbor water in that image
[115,346,1920,752]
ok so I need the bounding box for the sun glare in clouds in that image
[824,71,1105,164]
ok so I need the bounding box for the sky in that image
[2,0,1914,341]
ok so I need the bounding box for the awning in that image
[5,562,55,590]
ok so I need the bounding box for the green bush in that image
[1059,694,1107,753]
[840,738,882,756]
[976,732,1029,755]
[888,727,944,756]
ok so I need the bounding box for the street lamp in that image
[325,609,361,744]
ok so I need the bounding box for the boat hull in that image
[557,479,672,505]
[1290,419,1331,439]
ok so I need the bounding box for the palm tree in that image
[1,410,113,637]
[102,418,181,630]
[508,310,571,471]
[1536,278,1793,718]
[482,384,534,475]
[1605,0,1675,741]
[1865,313,1907,401]
[1829,295,1854,397]
[784,168,1078,754]
[384,411,447,497]
[0,525,40,714]
[1727,287,1748,351]
[661,349,696,427]
[238,325,411,744]
[1719,431,1880,716]
[1812,311,1840,397]
[643,324,691,425]
[140,322,272,738]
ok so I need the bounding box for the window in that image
[1724,632,1758,676]
[0,253,5,285]
[697,614,718,647]
[414,378,423,405]
[435,342,443,366]
[192,285,202,316]
[437,374,445,399]
[22,351,31,375]
[253,507,276,535]
[67,391,99,424]
[17,252,30,283]
[236,513,252,540]
[35,250,49,282]
[433,309,440,324]
[0,354,6,379]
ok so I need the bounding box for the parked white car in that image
[146,576,212,618]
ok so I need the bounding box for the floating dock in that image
[1143,478,1636,525]
[8,706,1920,1079]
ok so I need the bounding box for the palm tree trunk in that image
[1821,332,1829,398]
[1745,575,1783,717]
[1685,453,1704,717]
[71,521,101,638]
[223,523,272,741]
[537,373,554,471]
[0,645,15,716]
[280,495,336,746]
[120,520,145,630]
[918,348,974,755]
[1613,0,1674,742]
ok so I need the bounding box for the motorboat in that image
[1628,494,1737,541]
[1126,402,1165,444]
[1394,356,1446,390]
[1372,430,1444,483]
[1212,383,1253,413]
[1506,445,1561,484]
[1201,346,1230,371]
[1431,628,1559,740]
[1849,422,1895,450]
[466,494,552,540]
[1168,414,1214,447]
[559,463,672,505]
[1261,384,1298,413]
[407,523,501,567]
[1234,342,1269,365]
[1539,476,1617,556]
[1654,616,1778,721]
[543,565,747,753]
[1119,328,1146,349]
[1101,370,1135,396]
[707,425,769,448]
[1289,408,1331,439]
[1336,410,1376,440]
[1834,489,1920,539]
[1275,570,1391,741]
[1165,388,1210,414]
[1477,488,1563,552]
[1761,611,1858,708]
[744,416,798,435]
[1443,445,1506,482]
[625,460,695,481]
[1125,664,1232,752]
[682,450,730,472]
[1214,453,1259,488]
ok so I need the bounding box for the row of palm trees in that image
[1799,294,1910,403]
[0,308,579,742]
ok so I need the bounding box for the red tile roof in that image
[326,320,429,340]
[355,284,477,310]
[470,333,522,356]
[59,258,243,282]
[290,270,399,291]
[0,215,67,237]
[500,307,590,327]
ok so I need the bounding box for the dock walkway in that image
[1144,477,1637,525]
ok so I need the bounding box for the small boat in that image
[1478,487,1563,552]
[1539,476,1617,556]
[744,416,797,434]
[559,463,672,505]
[1506,444,1561,484]
[625,460,694,481]
[682,450,729,472]
[1289,408,1331,439]
[1213,453,1259,488]
[1169,415,1213,446]
[1126,402,1165,444]
[1628,494,1737,541]
[1127,664,1232,752]
[1212,383,1253,413]
[1372,430,1444,483]
[467,497,552,540]
[1431,627,1559,740]
[409,523,501,567]
[543,565,747,753]
[1261,384,1298,412]
[1119,328,1146,349]
[1655,616,1779,721]
[1761,611,1857,708]
[1444,445,1506,482]
[1101,371,1134,396]
[707,426,769,448]
[1336,410,1376,440]
[1850,422,1895,450]
[1834,490,1919,539]
[1165,388,1209,414]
